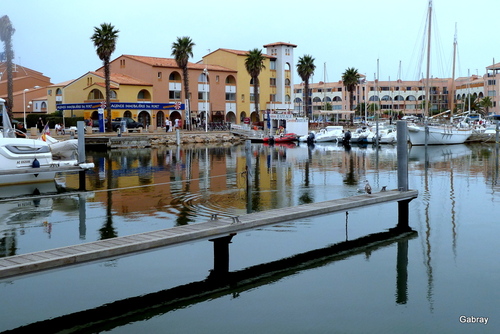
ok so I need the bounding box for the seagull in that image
[364,180,372,194]
[380,186,387,192]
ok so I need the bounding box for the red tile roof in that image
[263,42,297,48]
[120,55,235,72]
[91,71,152,86]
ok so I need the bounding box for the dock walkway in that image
[0,189,417,279]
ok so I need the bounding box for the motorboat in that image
[349,127,376,144]
[0,104,86,186]
[263,132,298,144]
[314,126,343,142]
[377,126,397,144]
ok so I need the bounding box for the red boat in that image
[263,133,298,144]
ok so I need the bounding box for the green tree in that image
[172,36,195,129]
[91,23,119,132]
[245,48,266,119]
[0,15,15,117]
[479,96,493,116]
[342,68,361,114]
[296,55,316,118]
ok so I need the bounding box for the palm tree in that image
[0,15,15,117]
[296,55,316,118]
[245,48,266,119]
[479,96,493,116]
[342,68,361,121]
[172,36,195,130]
[91,23,119,132]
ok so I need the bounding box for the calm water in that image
[0,141,498,333]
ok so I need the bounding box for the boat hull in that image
[407,125,472,145]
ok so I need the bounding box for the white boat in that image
[41,134,79,160]
[349,127,376,144]
[0,101,85,186]
[407,124,472,145]
[377,126,397,144]
[314,126,343,142]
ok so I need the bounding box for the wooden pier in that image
[0,189,417,279]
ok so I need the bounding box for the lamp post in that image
[23,88,29,127]
[203,68,209,132]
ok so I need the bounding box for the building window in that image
[226,92,236,101]
[270,78,276,86]
[250,93,255,102]
[285,95,291,102]
[270,60,277,70]
[169,91,181,99]
[270,94,276,102]
[158,72,162,79]
[198,92,209,100]
[241,94,245,102]
[88,89,104,100]
[488,79,496,85]
[216,75,220,83]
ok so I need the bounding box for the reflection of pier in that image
[4,228,417,333]
[0,189,417,279]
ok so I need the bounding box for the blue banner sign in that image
[57,102,185,111]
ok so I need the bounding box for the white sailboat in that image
[407,1,472,146]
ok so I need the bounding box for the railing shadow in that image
[3,227,417,333]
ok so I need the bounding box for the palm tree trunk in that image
[304,80,309,119]
[104,58,112,132]
[183,66,190,130]
[253,77,259,120]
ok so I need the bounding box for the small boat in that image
[349,127,376,144]
[263,132,298,144]
[314,126,343,142]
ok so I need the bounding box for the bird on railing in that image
[380,186,387,192]
[364,180,372,194]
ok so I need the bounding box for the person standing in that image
[165,118,170,132]
[36,117,44,134]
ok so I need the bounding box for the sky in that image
[2,0,499,85]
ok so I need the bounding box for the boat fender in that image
[32,158,40,168]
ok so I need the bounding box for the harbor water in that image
[0,141,498,333]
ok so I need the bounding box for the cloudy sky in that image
[3,0,498,85]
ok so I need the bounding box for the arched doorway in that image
[226,111,236,124]
[124,110,132,118]
[157,111,165,128]
[138,110,151,128]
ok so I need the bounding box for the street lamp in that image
[23,88,29,127]
[203,68,209,132]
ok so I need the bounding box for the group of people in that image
[165,118,181,132]
[14,117,66,138]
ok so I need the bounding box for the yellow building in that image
[203,42,296,124]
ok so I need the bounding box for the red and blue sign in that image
[57,102,185,111]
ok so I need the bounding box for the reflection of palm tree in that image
[299,146,313,204]
[343,151,357,186]
[100,153,117,239]
[176,148,195,226]
[251,150,260,212]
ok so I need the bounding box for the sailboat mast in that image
[450,23,457,122]
[424,0,432,119]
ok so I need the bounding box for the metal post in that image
[397,121,408,191]
[77,121,86,191]
[208,233,236,279]
[176,129,181,145]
